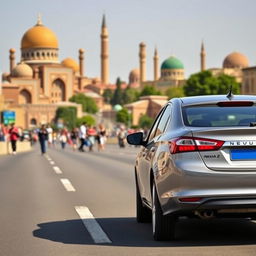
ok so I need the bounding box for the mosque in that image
[0,15,255,128]
[0,15,110,128]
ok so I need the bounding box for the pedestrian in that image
[87,125,97,151]
[8,123,19,155]
[59,128,68,150]
[38,124,48,155]
[46,124,53,147]
[70,127,79,151]
[78,122,87,152]
[97,124,107,151]
[117,126,126,148]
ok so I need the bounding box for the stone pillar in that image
[79,48,84,77]
[200,41,206,71]
[101,15,109,84]
[153,47,159,81]
[139,42,146,85]
[9,48,16,73]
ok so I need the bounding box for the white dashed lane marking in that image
[53,166,62,174]
[49,161,55,165]
[75,206,112,244]
[60,179,76,192]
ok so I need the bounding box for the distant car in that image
[127,94,256,241]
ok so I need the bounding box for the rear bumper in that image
[157,156,256,216]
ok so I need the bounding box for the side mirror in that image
[127,132,145,146]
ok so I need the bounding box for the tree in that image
[76,115,96,127]
[140,85,162,97]
[139,114,154,129]
[102,89,113,104]
[122,87,140,104]
[116,108,131,125]
[69,93,98,114]
[165,87,184,99]
[183,70,240,96]
[55,107,77,129]
[111,77,123,105]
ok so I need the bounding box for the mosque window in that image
[51,53,54,57]
[42,52,45,58]
[31,52,34,58]
[26,53,29,57]
[37,52,40,57]
[47,52,50,57]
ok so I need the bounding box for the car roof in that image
[174,95,256,106]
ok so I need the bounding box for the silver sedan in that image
[127,94,256,241]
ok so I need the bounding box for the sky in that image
[0,0,256,84]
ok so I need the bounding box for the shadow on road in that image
[33,217,256,247]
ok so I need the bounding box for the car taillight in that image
[169,136,224,154]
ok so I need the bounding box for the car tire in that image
[135,172,152,223]
[152,182,176,241]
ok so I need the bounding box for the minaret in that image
[9,48,16,73]
[100,14,109,84]
[153,47,159,81]
[200,41,206,71]
[139,42,146,85]
[79,48,85,77]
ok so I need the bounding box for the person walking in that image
[97,124,107,151]
[38,124,48,155]
[87,125,97,152]
[78,122,87,152]
[59,128,68,150]
[8,123,19,155]
[70,127,79,151]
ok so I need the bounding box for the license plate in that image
[231,149,256,160]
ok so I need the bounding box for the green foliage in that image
[55,107,77,129]
[122,87,140,104]
[111,77,123,105]
[69,93,98,114]
[76,115,96,127]
[102,89,113,103]
[139,114,154,129]
[165,87,185,99]
[183,70,241,96]
[116,108,131,125]
[140,85,162,97]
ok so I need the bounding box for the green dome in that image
[161,56,184,70]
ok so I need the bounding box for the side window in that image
[147,106,167,142]
[154,104,172,137]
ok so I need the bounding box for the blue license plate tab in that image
[231,149,256,160]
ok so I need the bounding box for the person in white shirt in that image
[78,122,87,152]
[46,124,53,147]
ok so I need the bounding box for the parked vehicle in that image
[127,94,256,241]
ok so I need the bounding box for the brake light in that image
[169,136,224,154]
[217,101,253,107]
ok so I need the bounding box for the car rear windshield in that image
[182,104,256,127]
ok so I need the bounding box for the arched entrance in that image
[19,89,32,104]
[51,79,65,103]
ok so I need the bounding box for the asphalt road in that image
[1,143,256,256]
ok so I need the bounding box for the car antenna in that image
[226,86,234,100]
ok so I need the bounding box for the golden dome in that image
[223,52,249,68]
[21,21,58,49]
[12,63,33,78]
[61,58,79,72]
